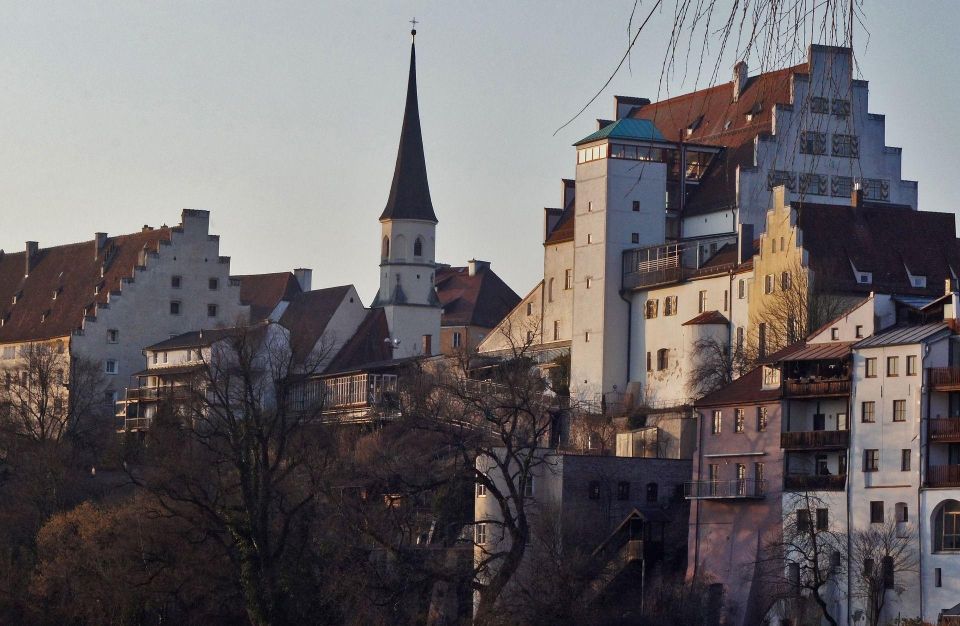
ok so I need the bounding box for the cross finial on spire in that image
[410,17,418,38]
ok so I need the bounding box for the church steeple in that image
[379,29,437,223]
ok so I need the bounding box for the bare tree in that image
[850,519,918,626]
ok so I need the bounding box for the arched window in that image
[381,236,390,259]
[413,236,424,258]
[933,499,960,552]
[548,278,555,302]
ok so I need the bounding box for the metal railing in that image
[783,379,850,397]
[780,430,850,449]
[928,465,960,488]
[930,367,960,389]
[622,234,737,290]
[684,479,766,499]
[783,474,846,491]
[929,419,960,442]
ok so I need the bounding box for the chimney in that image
[737,223,755,264]
[851,183,864,208]
[24,241,38,277]
[467,259,490,277]
[94,232,108,259]
[732,61,748,102]
[422,334,433,357]
[293,268,312,292]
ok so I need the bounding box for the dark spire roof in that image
[379,35,438,223]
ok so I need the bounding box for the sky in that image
[0,1,957,304]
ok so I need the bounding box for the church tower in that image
[372,27,441,358]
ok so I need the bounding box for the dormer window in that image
[686,115,704,136]
[12,291,21,305]
[745,101,762,121]
[859,273,872,284]
[52,287,62,300]
[913,276,927,288]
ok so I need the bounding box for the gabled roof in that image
[0,227,172,343]
[436,264,521,329]
[696,366,781,407]
[853,322,949,349]
[773,341,854,362]
[325,308,393,373]
[278,285,352,361]
[379,38,437,223]
[682,310,728,326]
[145,326,245,351]
[236,272,302,321]
[574,118,665,146]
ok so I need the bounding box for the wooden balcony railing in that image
[927,465,960,488]
[783,379,850,398]
[783,474,847,491]
[929,419,960,442]
[684,479,766,500]
[930,367,960,389]
[780,430,850,450]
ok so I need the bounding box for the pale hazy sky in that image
[1,2,957,304]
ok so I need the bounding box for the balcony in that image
[929,418,960,442]
[684,479,766,500]
[927,465,960,488]
[783,379,850,398]
[930,367,960,391]
[291,373,400,422]
[783,474,847,491]
[780,430,850,450]
[622,235,737,291]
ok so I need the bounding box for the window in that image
[831,98,851,117]
[552,321,560,341]
[935,500,960,552]
[664,296,677,316]
[896,502,909,523]
[767,169,796,191]
[452,332,462,348]
[475,523,487,545]
[171,275,182,289]
[1,346,13,360]
[104,359,117,375]
[208,278,219,290]
[799,172,828,195]
[723,289,729,312]
[799,130,826,155]
[734,408,744,433]
[646,351,652,372]
[736,327,744,353]
[864,449,879,472]
[548,278,554,302]
[755,463,765,493]
[936,568,942,587]
[476,481,487,497]
[632,200,640,212]
[738,279,745,299]
[757,407,768,431]
[584,331,591,343]
[893,399,906,422]
[645,299,659,319]
[781,272,791,291]
[882,556,894,589]
[870,501,884,523]
[861,400,876,423]
[588,481,601,500]
[564,269,573,290]
[797,509,811,532]
[698,290,707,313]
[712,410,722,435]
[887,356,899,377]
[860,177,890,202]
[151,352,158,365]
[771,239,777,253]
[381,236,390,258]
[832,133,859,158]
[810,96,830,113]
[107,329,119,343]
[855,325,864,338]
[526,302,533,316]
[586,277,592,289]
[831,328,839,341]
[735,464,746,495]
[865,358,877,378]
[586,234,593,244]
[170,301,181,315]
[587,201,593,212]
[764,274,774,294]
[523,476,534,497]
[207,304,218,318]
[631,233,640,244]
[758,323,767,357]
[646,482,658,503]
[162,352,168,364]
[906,355,917,376]
[816,508,829,531]
[657,348,669,371]
[617,481,630,500]
[413,237,423,257]
[831,175,853,198]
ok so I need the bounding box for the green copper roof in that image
[574,118,665,146]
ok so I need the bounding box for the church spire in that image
[379,28,437,223]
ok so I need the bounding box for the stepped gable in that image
[436,265,521,329]
[0,227,172,343]
[236,272,303,321]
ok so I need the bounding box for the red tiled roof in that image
[682,310,729,326]
[544,204,575,245]
[326,308,392,373]
[236,272,302,321]
[278,285,352,362]
[696,366,781,407]
[436,264,521,329]
[0,228,172,343]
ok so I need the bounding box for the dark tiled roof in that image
[796,202,960,296]
[682,310,729,326]
[326,308,393,373]
[236,272,302,321]
[436,264,521,329]
[853,322,949,348]
[379,40,437,223]
[777,341,854,361]
[145,326,244,351]
[278,286,352,361]
[696,366,781,407]
[0,228,172,343]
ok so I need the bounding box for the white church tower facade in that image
[371,28,442,359]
